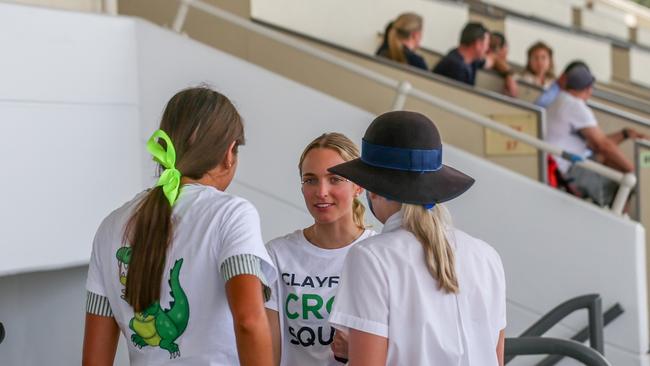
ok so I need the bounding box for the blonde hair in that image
[387,13,423,64]
[299,133,365,229]
[402,204,458,294]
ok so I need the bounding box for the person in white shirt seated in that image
[265,133,376,366]
[83,87,276,366]
[546,64,646,207]
[327,111,507,366]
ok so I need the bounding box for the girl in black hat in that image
[328,111,506,365]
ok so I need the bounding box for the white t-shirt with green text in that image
[265,229,375,366]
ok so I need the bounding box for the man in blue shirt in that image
[432,22,489,85]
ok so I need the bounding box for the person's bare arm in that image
[266,309,281,366]
[607,128,648,145]
[347,328,388,366]
[504,75,519,97]
[82,313,120,366]
[226,275,273,366]
[331,329,349,361]
[581,126,634,172]
[496,329,506,366]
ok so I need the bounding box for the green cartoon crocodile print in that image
[116,247,190,358]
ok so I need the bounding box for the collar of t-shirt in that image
[298,229,374,258]
[382,211,403,233]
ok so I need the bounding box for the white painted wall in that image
[505,16,613,82]
[630,47,650,88]
[1,3,648,365]
[638,26,650,48]
[481,0,582,27]
[582,3,630,40]
[0,3,143,277]
[250,0,468,55]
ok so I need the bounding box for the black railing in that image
[506,294,623,365]
[506,337,611,366]
[0,322,5,345]
[538,304,624,366]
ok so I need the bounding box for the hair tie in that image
[147,129,182,206]
[423,203,436,211]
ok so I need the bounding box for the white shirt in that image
[329,212,506,366]
[546,91,598,173]
[266,229,375,366]
[86,184,276,366]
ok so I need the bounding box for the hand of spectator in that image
[504,75,519,98]
[331,329,349,361]
[626,128,648,140]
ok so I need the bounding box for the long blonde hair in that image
[402,204,458,294]
[299,133,366,229]
[387,13,423,64]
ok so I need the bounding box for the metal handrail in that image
[538,304,624,366]
[169,0,637,215]
[505,337,612,366]
[505,294,604,364]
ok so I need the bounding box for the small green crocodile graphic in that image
[116,247,190,358]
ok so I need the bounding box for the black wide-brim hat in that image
[329,111,474,205]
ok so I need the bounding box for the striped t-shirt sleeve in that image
[86,291,114,317]
[220,254,272,301]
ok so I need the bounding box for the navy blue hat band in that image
[361,139,442,172]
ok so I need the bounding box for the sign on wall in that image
[640,150,650,168]
[485,114,537,156]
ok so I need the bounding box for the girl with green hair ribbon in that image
[83,87,277,366]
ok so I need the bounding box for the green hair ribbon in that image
[147,129,182,206]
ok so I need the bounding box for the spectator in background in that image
[433,22,489,85]
[535,60,587,108]
[376,13,427,71]
[546,65,646,207]
[487,32,518,97]
[520,41,555,89]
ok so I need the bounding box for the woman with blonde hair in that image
[521,41,556,89]
[376,13,427,70]
[265,133,376,365]
[83,86,276,365]
[328,111,506,365]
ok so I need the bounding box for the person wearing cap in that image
[535,60,589,108]
[546,64,646,207]
[82,87,276,366]
[327,111,506,365]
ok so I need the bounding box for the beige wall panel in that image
[119,0,249,27]
[119,0,178,26]
[183,7,250,59]
[612,44,631,81]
